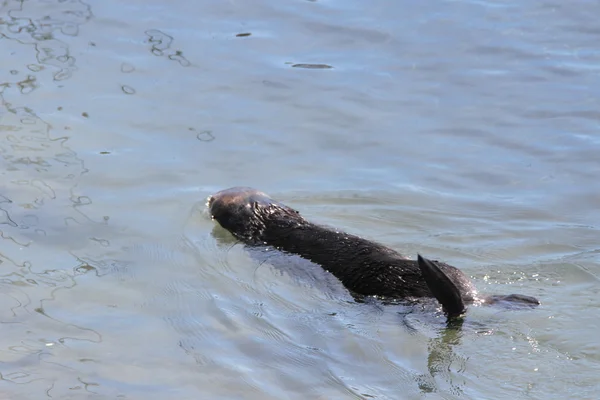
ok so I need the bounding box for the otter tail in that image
[417,254,466,318]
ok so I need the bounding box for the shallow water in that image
[1,0,599,398]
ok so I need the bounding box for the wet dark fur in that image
[208,187,539,317]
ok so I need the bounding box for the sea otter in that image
[208,187,539,318]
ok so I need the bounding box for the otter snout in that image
[208,187,277,240]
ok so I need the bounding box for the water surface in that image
[1,0,599,399]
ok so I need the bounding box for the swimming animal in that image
[208,187,539,318]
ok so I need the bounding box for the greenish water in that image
[1,0,599,399]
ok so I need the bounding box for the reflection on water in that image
[1,0,599,398]
[0,0,91,82]
[423,319,467,396]
[145,29,191,67]
[0,0,102,395]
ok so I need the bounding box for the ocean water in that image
[1,0,599,399]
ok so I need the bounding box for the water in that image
[1,0,599,398]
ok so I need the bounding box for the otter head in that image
[208,187,302,242]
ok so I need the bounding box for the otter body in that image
[209,187,539,317]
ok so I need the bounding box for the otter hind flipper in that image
[417,254,466,318]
